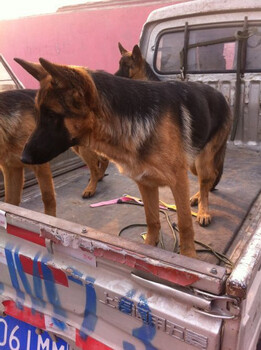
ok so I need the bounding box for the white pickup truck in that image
[0,0,260,349]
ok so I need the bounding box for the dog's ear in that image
[132,45,143,65]
[118,42,128,55]
[14,58,47,81]
[39,58,66,80]
[39,58,76,88]
[39,58,97,111]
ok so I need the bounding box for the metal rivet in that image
[210,268,218,275]
[81,228,87,234]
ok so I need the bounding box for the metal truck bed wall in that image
[0,203,226,350]
[0,158,260,349]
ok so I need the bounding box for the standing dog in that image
[115,42,160,81]
[0,89,56,215]
[0,88,108,216]
[15,58,232,258]
[116,43,229,210]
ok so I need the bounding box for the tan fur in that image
[0,111,56,216]
[65,107,196,257]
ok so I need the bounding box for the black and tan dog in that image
[116,43,228,207]
[15,58,231,258]
[115,42,159,81]
[0,88,108,216]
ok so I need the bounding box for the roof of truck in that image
[146,0,261,23]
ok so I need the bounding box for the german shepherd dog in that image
[0,89,56,215]
[0,89,108,216]
[15,58,231,258]
[115,42,160,81]
[116,44,229,207]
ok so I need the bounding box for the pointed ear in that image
[39,58,66,80]
[14,58,47,81]
[118,42,128,55]
[132,45,143,65]
[39,57,75,88]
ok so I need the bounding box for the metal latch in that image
[131,273,240,320]
[193,288,240,320]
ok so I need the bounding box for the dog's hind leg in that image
[137,183,160,246]
[73,146,109,198]
[190,148,225,208]
[33,164,56,216]
[193,123,229,226]
[169,167,196,258]
[2,166,24,206]
[189,162,200,207]
[194,146,220,227]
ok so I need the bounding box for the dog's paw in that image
[144,234,159,246]
[197,213,211,227]
[180,248,197,259]
[190,192,200,207]
[82,187,96,198]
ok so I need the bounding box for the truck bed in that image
[4,145,261,264]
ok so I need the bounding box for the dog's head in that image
[14,58,97,164]
[115,42,146,80]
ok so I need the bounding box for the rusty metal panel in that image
[227,220,261,298]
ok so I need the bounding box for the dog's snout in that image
[21,149,33,164]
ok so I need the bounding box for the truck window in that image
[155,24,261,74]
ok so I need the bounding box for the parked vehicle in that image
[0,0,260,349]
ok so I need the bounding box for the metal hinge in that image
[193,288,240,320]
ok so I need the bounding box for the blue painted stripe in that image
[31,251,46,311]
[123,341,136,350]
[41,255,67,330]
[67,267,84,286]
[132,295,157,350]
[14,248,32,295]
[79,276,97,340]
[5,244,25,308]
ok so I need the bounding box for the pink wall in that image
[0,2,174,88]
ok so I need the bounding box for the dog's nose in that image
[21,152,33,164]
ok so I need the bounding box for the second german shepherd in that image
[15,58,232,258]
[0,88,108,216]
[115,42,160,81]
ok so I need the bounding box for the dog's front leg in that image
[33,163,56,216]
[170,168,197,258]
[137,182,160,246]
